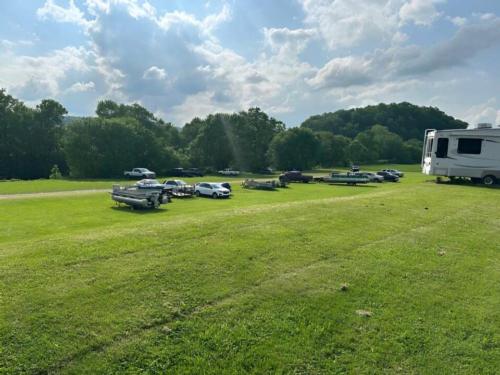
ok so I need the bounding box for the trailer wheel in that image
[482,175,496,186]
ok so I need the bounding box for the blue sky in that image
[1,0,499,127]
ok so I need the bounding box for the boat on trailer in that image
[316,172,370,185]
[111,184,170,209]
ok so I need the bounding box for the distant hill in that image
[301,102,468,140]
[62,116,86,125]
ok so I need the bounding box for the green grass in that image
[1,167,499,374]
[0,164,420,195]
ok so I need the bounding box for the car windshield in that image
[210,183,222,188]
[137,168,148,172]
[178,180,187,185]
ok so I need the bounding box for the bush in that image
[49,165,62,179]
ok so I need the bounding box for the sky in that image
[1,0,499,127]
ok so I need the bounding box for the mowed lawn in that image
[1,167,499,374]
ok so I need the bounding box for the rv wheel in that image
[482,175,496,186]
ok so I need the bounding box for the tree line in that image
[0,89,468,179]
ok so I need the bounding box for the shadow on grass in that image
[324,183,378,188]
[428,179,500,190]
[110,205,167,214]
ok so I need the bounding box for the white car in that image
[218,168,240,176]
[195,182,231,198]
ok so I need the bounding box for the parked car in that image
[359,172,384,183]
[169,168,204,177]
[279,170,313,183]
[218,168,240,176]
[194,182,231,198]
[220,182,232,191]
[351,165,360,172]
[124,168,156,179]
[377,171,400,182]
[382,169,404,177]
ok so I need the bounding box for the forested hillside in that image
[301,102,468,140]
[0,89,470,179]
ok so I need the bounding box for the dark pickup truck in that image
[279,170,313,183]
[169,167,204,177]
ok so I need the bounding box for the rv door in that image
[422,130,435,175]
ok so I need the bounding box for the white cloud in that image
[309,14,500,91]
[300,0,403,50]
[0,46,94,99]
[263,27,316,57]
[392,31,409,44]
[463,98,499,127]
[400,0,444,26]
[68,81,95,92]
[8,0,498,126]
[447,16,467,27]
[307,56,373,89]
[37,0,91,28]
[143,66,167,80]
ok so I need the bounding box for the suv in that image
[194,182,231,198]
[279,170,313,183]
[124,168,156,179]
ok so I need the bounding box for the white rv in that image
[422,124,500,185]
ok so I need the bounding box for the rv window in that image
[436,138,449,158]
[457,138,482,154]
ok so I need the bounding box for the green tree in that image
[316,132,351,167]
[347,139,372,163]
[0,90,67,179]
[63,117,178,178]
[188,114,234,170]
[228,108,285,171]
[268,127,319,170]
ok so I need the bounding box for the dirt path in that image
[0,189,109,200]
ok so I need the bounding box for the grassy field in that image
[1,165,499,374]
[0,164,419,195]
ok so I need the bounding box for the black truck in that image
[279,170,313,183]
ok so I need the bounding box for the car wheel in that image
[195,190,201,197]
[212,192,218,199]
[482,175,496,186]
